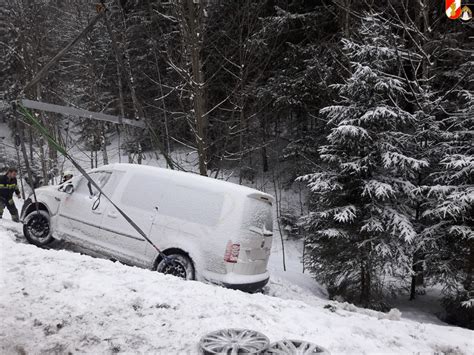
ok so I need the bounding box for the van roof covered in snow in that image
[94,163,274,202]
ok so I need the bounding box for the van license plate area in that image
[245,248,269,261]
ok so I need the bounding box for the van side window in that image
[121,174,224,226]
[76,172,112,196]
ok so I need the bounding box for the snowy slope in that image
[1,226,472,355]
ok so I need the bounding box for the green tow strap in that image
[19,105,170,262]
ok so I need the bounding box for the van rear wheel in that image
[156,253,195,280]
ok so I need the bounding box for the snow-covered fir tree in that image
[400,55,444,300]
[422,83,473,326]
[299,15,429,308]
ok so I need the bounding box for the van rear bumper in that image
[222,277,269,293]
[204,271,270,293]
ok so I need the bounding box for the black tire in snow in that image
[156,253,195,280]
[23,210,54,247]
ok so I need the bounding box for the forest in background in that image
[0,0,472,328]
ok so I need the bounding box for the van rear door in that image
[229,194,273,275]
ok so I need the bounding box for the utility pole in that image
[22,10,106,95]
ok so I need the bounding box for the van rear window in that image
[242,197,273,232]
[121,174,224,226]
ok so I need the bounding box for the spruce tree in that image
[300,15,428,308]
[422,86,473,327]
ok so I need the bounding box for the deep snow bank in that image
[0,227,472,354]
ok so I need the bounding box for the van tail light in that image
[224,240,240,263]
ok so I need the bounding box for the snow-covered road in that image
[1,224,472,354]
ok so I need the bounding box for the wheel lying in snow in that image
[23,210,54,247]
[156,253,195,280]
[199,329,270,355]
[264,340,330,355]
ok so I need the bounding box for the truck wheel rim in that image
[27,214,50,241]
[199,329,269,355]
[265,340,330,355]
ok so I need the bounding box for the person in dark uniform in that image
[0,167,21,222]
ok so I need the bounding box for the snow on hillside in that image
[1,225,472,354]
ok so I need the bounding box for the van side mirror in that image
[64,184,74,194]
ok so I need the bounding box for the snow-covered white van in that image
[20,164,274,292]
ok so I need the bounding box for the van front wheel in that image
[23,210,53,247]
[156,253,195,280]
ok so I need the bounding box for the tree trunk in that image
[14,144,26,198]
[102,127,108,165]
[35,82,48,185]
[463,240,474,294]
[360,258,371,306]
[137,143,142,165]
[186,0,207,176]
[29,128,34,162]
[38,138,48,185]
[410,251,424,300]
[272,171,286,271]
[238,107,245,185]
[342,0,351,37]
[261,116,269,172]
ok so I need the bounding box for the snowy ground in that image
[1,222,473,354]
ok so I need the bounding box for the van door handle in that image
[108,211,118,219]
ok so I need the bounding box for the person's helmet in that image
[63,170,73,179]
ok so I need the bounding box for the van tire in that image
[156,253,195,280]
[23,210,54,247]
